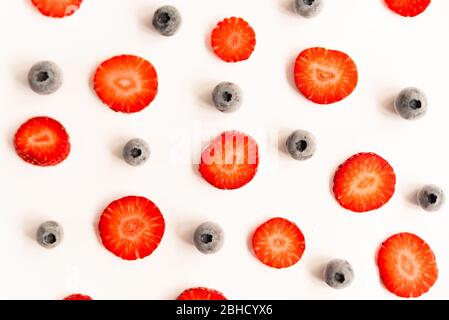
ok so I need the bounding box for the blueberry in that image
[193,222,224,254]
[286,130,317,161]
[294,0,325,18]
[394,87,428,120]
[28,61,63,95]
[212,82,242,113]
[152,5,182,36]
[122,139,150,167]
[417,185,445,212]
[36,221,63,249]
[324,259,354,289]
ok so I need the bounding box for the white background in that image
[0,0,448,300]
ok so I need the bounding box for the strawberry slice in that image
[377,233,438,298]
[252,218,306,269]
[333,153,396,213]
[294,47,358,105]
[98,196,165,261]
[177,287,227,300]
[211,17,256,63]
[14,116,71,167]
[31,0,82,18]
[93,55,158,114]
[63,294,92,300]
[385,0,431,17]
[199,131,259,190]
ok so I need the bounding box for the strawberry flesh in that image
[177,287,227,300]
[199,131,259,190]
[333,153,396,213]
[377,232,438,298]
[63,294,92,300]
[14,116,71,167]
[211,17,256,63]
[385,0,431,17]
[252,217,306,269]
[294,47,358,105]
[98,196,165,261]
[31,0,83,18]
[94,55,158,114]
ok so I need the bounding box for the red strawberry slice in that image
[199,131,259,190]
[377,233,438,298]
[177,287,227,300]
[14,116,71,167]
[93,55,158,114]
[211,17,256,63]
[98,196,165,261]
[333,153,396,213]
[31,0,82,18]
[63,294,92,300]
[385,0,431,17]
[294,47,358,105]
[252,218,306,269]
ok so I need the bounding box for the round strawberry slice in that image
[14,116,71,167]
[377,233,438,298]
[98,196,165,261]
[211,17,256,63]
[31,0,83,18]
[63,294,92,300]
[177,287,227,300]
[199,131,259,190]
[294,47,358,105]
[385,0,431,17]
[93,55,158,114]
[333,153,396,213]
[252,218,306,269]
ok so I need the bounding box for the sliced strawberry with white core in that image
[385,0,431,17]
[211,17,256,63]
[199,131,259,190]
[14,116,71,167]
[94,55,158,114]
[98,196,165,261]
[294,47,358,105]
[252,217,306,269]
[377,232,438,298]
[177,287,227,300]
[333,153,396,213]
[31,0,83,18]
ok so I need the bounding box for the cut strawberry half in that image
[211,17,256,63]
[333,153,396,213]
[63,294,92,300]
[14,116,71,167]
[93,55,158,114]
[294,47,358,105]
[177,287,227,300]
[31,0,82,18]
[199,131,259,190]
[385,0,431,17]
[377,233,438,298]
[98,196,165,261]
[252,218,306,269]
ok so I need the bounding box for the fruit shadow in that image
[307,259,326,282]
[380,94,397,116]
[279,0,297,16]
[285,53,299,94]
[194,81,215,113]
[23,216,45,242]
[277,128,292,157]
